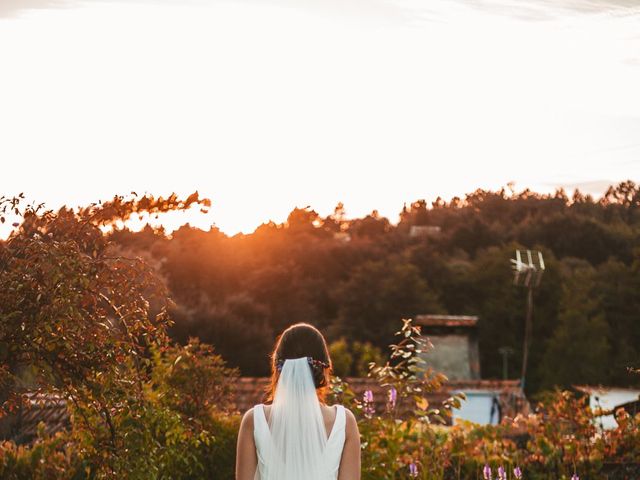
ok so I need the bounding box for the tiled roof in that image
[236,377,271,409]
[235,377,528,423]
[3,392,70,445]
[574,385,640,394]
[3,379,527,441]
[415,315,479,328]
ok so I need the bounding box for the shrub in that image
[1,313,638,479]
[198,413,240,480]
[0,431,89,480]
[329,319,640,480]
[329,338,384,377]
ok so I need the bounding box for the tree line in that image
[107,181,640,393]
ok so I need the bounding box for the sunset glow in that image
[1,0,638,236]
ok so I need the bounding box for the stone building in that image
[414,314,481,380]
[413,314,527,425]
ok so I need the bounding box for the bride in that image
[236,323,361,480]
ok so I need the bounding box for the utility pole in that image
[511,250,545,390]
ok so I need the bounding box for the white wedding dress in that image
[252,357,347,480]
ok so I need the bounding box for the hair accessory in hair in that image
[307,356,330,370]
[276,356,329,372]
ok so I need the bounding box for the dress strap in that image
[336,404,346,424]
[254,404,267,425]
[253,404,270,446]
[327,405,346,444]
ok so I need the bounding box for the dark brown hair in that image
[266,323,332,403]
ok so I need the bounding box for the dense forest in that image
[108,181,640,393]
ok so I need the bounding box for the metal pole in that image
[499,347,512,380]
[503,351,509,380]
[520,284,534,389]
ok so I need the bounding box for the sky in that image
[0,0,639,235]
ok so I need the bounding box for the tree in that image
[601,180,639,223]
[0,192,211,469]
[328,338,383,377]
[348,211,391,238]
[170,293,275,376]
[596,254,640,385]
[323,202,348,233]
[398,199,431,227]
[286,206,321,234]
[540,261,611,388]
[518,213,631,265]
[93,180,639,390]
[333,257,443,346]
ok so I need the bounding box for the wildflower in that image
[388,387,397,409]
[409,462,419,478]
[363,390,375,418]
[497,466,506,480]
[364,389,373,403]
[483,464,492,480]
[571,475,579,480]
[513,466,523,479]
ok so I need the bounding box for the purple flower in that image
[571,475,579,480]
[409,462,419,478]
[388,387,398,409]
[363,390,373,403]
[363,390,375,418]
[483,465,492,480]
[498,466,506,480]
[513,466,523,479]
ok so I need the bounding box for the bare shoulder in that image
[236,407,257,475]
[340,406,360,444]
[342,406,357,426]
[239,407,255,431]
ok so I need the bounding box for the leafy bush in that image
[329,320,640,480]
[0,339,240,480]
[0,431,89,480]
[151,338,238,419]
[197,414,240,480]
[329,338,384,377]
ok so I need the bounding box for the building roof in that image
[415,315,479,328]
[409,225,442,238]
[573,385,640,429]
[234,377,527,423]
[0,392,70,445]
[4,378,528,439]
[574,385,640,395]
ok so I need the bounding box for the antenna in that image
[498,346,515,380]
[511,249,545,390]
